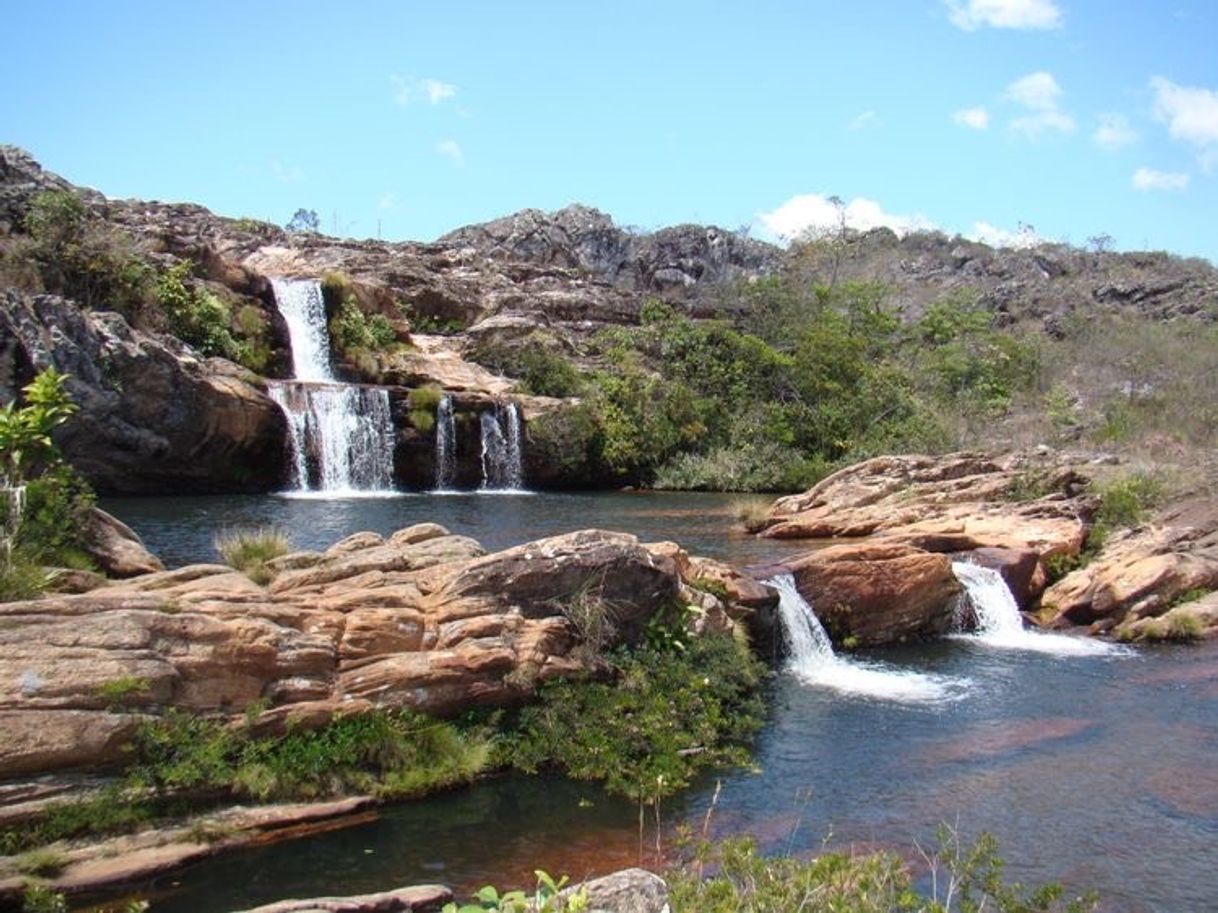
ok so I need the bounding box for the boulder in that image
[81,507,164,577]
[0,290,287,494]
[1038,515,1218,629]
[234,885,452,913]
[761,453,1092,562]
[784,543,961,647]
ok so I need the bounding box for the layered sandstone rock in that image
[784,543,961,646]
[1038,500,1218,636]
[0,525,764,779]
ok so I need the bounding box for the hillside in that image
[2,144,1216,495]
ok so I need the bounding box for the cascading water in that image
[479,402,526,492]
[768,573,961,703]
[951,561,1123,656]
[267,278,398,496]
[270,278,332,381]
[434,395,457,491]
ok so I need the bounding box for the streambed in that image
[102,491,1218,913]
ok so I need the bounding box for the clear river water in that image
[99,491,1218,913]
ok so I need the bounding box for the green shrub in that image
[0,552,50,602]
[14,464,96,569]
[498,631,765,804]
[214,527,290,584]
[1095,473,1163,529]
[408,384,444,411]
[97,676,151,710]
[332,295,397,352]
[14,847,68,877]
[23,190,152,318]
[472,342,585,398]
[667,830,1097,913]
[20,883,68,913]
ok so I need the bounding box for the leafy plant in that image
[0,368,77,489]
[20,883,68,913]
[444,871,588,913]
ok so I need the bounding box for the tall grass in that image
[214,526,290,584]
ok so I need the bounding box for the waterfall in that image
[268,278,398,496]
[951,561,1123,656]
[479,402,526,491]
[434,395,457,491]
[270,278,333,381]
[768,574,960,703]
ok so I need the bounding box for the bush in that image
[14,464,96,569]
[332,295,397,352]
[23,190,152,318]
[471,342,585,398]
[408,385,444,411]
[214,527,290,584]
[498,631,765,803]
[667,831,1097,913]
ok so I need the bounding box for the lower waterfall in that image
[951,561,1123,656]
[769,574,960,703]
[269,382,397,496]
[479,402,526,492]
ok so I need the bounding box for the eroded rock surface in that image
[1038,500,1218,637]
[0,525,763,779]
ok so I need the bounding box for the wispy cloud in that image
[759,193,936,241]
[378,193,397,211]
[1005,71,1075,139]
[1092,113,1138,151]
[1132,166,1189,192]
[946,0,1062,31]
[269,158,304,183]
[953,106,990,130]
[848,110,880,131]
[1150,76,1218,170]
[970,220,1044,249]
[435,139,465,166]
[392,75,458,106]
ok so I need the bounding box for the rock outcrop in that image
[0,290,287,493]
[756,452,1095,632]
[0,526,763,779]
[784,542,961,646]
[1037,499,1218,638]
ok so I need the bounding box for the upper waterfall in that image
[270,278,333,382]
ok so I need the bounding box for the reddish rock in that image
[785,542,961,647]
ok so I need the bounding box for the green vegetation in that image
[408,384,443,433]
[470,340,586,398]
[445,871,587,913]
[0,709,491,855]
[21,883,68,913]
[13,847,68,878]
[96,676,152,710]
[541,282,1038,491]
[667,831,1097,913]
[21,190,152,319]
[1,369,95,600]
[214,526,290,584]
[155,261,272,371]
[498,628,765,806]
[1084,471,1165,553]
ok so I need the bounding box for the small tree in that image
[286,208,320,233]
[0,368,78,572]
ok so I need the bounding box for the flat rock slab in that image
[235,884,452,913]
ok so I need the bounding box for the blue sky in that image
[5,1,1217,260]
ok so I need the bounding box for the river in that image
[100,491,1218,913]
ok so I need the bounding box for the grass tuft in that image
[214,527,290,585]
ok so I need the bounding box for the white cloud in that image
[1131,167,1189,192]
[953,106,990,130]
[759,193,936,241]
[970,221,1044,249]
[1006,71,1062,111]
[1150,76,1218,162]
[435,139,465,166]
[946,0,1062,31]
[378,193,397,211]
[1004,71,1075,138]
[848,110,880,131]
[392,75,458,106]
[269,158,304,183]
[1093,113,1138,150]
